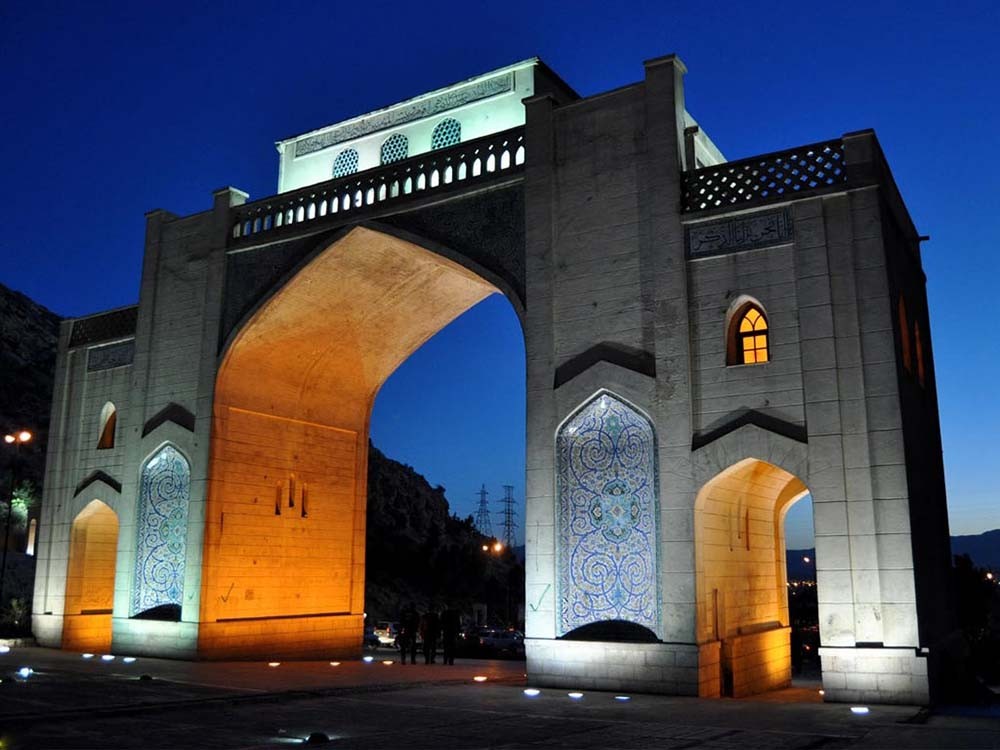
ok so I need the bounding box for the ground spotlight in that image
[0,646,10,654]
[523,688,540,697]
[101,655,115,662]
[818,689,825,696]
[329,661,341,667]
[850,706,870,715]
[473,675,488,682]
[17,667,32,678]
[614,695,631,701]
[382,660,393,665]
[567,692,583,699]
[81,653,94,659]
[268,662,281,667]
[305,731,331,744]
[123,657,136,664]
[362,656,374,663]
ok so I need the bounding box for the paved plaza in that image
[1,647,998,748]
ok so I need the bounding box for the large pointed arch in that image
[203,224,508,658]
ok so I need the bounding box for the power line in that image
[498,484,517,549]
[474,483,493,537]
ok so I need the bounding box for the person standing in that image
[398,603,419,665]
[440,606,460,665]
[422,607,440,664]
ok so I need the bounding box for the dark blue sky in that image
[2,1,997,546]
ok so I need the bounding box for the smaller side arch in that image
[62,499,120,652]
[725,296,770,366]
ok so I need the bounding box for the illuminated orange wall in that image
[62,500,119,653]
[695,459,806,697]
[201,227,496,658]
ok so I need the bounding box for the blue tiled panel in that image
[557,392,660,636]
[132,444,190,615]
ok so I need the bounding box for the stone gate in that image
[33,54,954,704]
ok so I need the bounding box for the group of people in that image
[397,603,461,665]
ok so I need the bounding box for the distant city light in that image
[473,675,488,682]
[493,542,503,552]
[523,688,540,697]
[987,572,994,581]
[819,689,825,696]
[481,545,488,552]
[851,706,870,715]
[803,556,811,563]
[567,692,583,699]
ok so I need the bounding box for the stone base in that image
[197,613,364,660]
[113,618,199,659]
[819,646,929,705]
[62,613,113,653]
[31,613,64,648]
[526,638,699,695]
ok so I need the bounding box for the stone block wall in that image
[526,638,699,695]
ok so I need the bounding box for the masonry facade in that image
[33,54,952,704]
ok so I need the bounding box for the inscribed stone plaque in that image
[686,208,793,258]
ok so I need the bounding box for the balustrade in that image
[682,139,846,212]
[230,128,525,244]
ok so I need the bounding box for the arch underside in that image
[695,458,808,698]
[203,226,497,657]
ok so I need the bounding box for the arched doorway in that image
[694,458,810,697]
[201,225,512,658]
[62,500,119,652]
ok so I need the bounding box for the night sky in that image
[3,1,998,546]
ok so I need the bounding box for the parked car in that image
[477,627,525,656]
[374,621,400,647]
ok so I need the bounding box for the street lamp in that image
[1,430,32,605]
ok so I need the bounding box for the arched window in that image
[556,392,660,637]
[431,118,461,150]
[914,322,926,386]
[332,148,359,178]
[97,402,117,449]
[728,302,769,365]
[132,444,190,618]
[380,133,408,165]
[898,297,912,372]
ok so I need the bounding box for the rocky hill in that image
[0,282,60,486]
[365,443,522,623]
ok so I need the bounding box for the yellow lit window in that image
[738,306,769,364]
